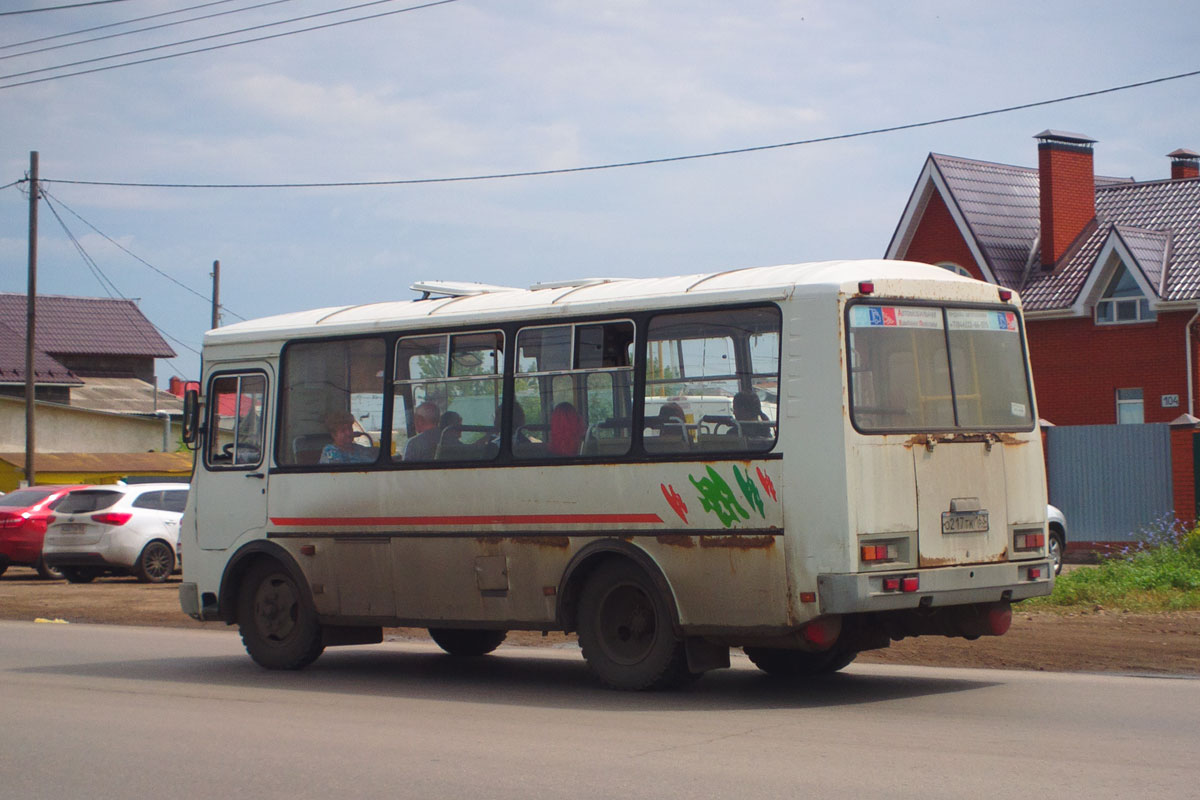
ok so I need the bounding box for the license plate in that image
[942,510,989,534]
[57,523,86,535]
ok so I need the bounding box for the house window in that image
[1116,388,1144,424]
[937,262,973,278]
[1096,263,1155,324]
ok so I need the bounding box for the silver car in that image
[43,483,188,584]
[1047,504,1068,575]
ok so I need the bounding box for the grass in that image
[1025,522,1200,612]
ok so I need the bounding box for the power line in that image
[41,188,247,321]
[0,0,136,16]
[42,193,203,356]
[0,179,20,191]
[38,66,1200,190]
[0,0,458,86]
[0,0,299,63]
[1,0,244,51]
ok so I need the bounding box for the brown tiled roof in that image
[0,320,82,386]
[0,293,175,358]
[923,154,1200,311]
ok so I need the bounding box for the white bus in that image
[179,259,1053,689]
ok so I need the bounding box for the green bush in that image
[1026,518,1200,612]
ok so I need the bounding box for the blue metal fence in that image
[1045,423,1174,543]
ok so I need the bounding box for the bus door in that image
[197,367,272,551]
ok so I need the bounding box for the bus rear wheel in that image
[428,628,508,656]
[238,560,325,670]
[577,560,692,690]
[743,645,857,677]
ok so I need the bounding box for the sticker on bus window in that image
[849,305,943,329]
[1011,402,1026,417]
[947,309,1018,332]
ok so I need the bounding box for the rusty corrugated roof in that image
[0,452,193,473]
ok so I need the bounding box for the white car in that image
[1047,504,1068,575]
[42,483,188,584]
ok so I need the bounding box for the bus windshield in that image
[848,303,1034,433]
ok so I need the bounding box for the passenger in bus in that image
[656,402,689,446]
[732,390,772,439]
[437,411,463,445]
[733,391,765,422]
[318,410,377,464]
[548,402,585,456]
[403,401,441,462]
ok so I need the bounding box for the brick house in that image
[886,131,1200,539]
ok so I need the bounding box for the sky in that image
[2,0,1199,385]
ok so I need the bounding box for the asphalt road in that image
[2,621,1197,800]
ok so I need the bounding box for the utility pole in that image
[211,259,220,329]
[24,151,38,487]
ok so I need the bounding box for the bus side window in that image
[392,332,504,463]
[515,321,633,460]
[205,373,267,469]
[644,307,781,455]
[277,338,385,467]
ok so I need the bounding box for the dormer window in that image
[1095,263,1154,324]
[937,262,973,278]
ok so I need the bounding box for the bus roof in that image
[204,259,1001,346]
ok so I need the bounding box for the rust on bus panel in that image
[655,534,696,548]
[699,534,776,549]
[475,535,570,548]
[903,432,1027,449]
[918,548,1008,568]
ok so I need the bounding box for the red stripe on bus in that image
[269,513,664,527]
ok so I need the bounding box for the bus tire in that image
[428,628,508,656]
[743,645,857,677]
[577,560,691,690]
[237,560,325,670]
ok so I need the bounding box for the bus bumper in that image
[817,560,1053,614]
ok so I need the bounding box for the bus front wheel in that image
[428,628,508,656]
[577,560,692,690]
[237,560,325,670]
[743,645,857,677]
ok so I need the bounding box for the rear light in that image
[860,544,898,563]
[1014,531,1045,551]
[90,512,132,526]
[45,515,56,524]
[880,575,920,593]
[858,281,875,295]
[998,288,1013,301]
[1028,567,1042,580]
[0,514,22,528]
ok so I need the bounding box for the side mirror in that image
[182,388,201,446]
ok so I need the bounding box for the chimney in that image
[168,376,184,397]
[1036,130,1097,269]
[1169,148,1200,180]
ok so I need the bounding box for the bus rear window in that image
[848,304,1033,433]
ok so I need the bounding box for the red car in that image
[0,485,89,579]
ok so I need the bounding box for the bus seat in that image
[292,433,332,465]
[695,434,749,452]
[583,437,631,457]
